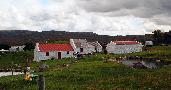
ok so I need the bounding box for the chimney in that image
[36,43,40,51]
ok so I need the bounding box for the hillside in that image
[0,30,145,46]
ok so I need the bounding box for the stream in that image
[121,60,165,69]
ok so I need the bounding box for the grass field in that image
[0,46,171,90]
[0,51,33,69]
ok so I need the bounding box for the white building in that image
[9,45,25,52]
[106,41,143,54]
[34,43,74,62]
[145,41,153,46]
[70,39,95,54]
[0,49,9,53]
[88,41,102,53]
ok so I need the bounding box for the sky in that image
[0,0,171,36]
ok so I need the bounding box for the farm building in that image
[70,39,95,54]
[88,41,102,53]
[106,41,143,54]
[34,43,74,62]
[9,45,25,52]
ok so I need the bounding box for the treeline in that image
[145,30,171,45]
[0,44,10,50]
[152,30,171,45]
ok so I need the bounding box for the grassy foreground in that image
[0,46,171,90]
[0,57,171,90]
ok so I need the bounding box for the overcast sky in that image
[0,0,171,36]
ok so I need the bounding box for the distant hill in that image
[0,30,145,46]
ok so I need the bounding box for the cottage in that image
[34,43,74,62]
[88,41,102,53]
[70,39,95,54]
[106,41,143,54]
[9,45,25,52]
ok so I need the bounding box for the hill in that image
[0,30,145,46]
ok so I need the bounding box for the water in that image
[121,60,158,69]
[0,72,23,77]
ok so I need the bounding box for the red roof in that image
[38,44,74,52]
[113,41,141,45]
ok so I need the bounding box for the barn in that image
[34,43,74,62]
[106,41,143,54]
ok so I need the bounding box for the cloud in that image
[0,0,171,36]
[78,0,171,25]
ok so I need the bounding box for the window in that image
[46,52,49,56]
[67,51,69,54]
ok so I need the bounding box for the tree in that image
[0,44,10,50]
[23,42,35,51]
[153,30,162,45]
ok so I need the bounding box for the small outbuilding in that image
[34,43,74,62]
[9,45,25,52]
[145,41,153,46]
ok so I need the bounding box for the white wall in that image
[70,39,77,52]
[106,42,143,54]
[97,47,102,52]
[61,51,74,59]
[96,43,103,52]
[70,39,95,54]
[145,41,153,46]
[86,44,95,54]
[34,50,74,62]
[96,42,103,52]
[9,46,25,52]
[78,45,95,54]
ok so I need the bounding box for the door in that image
[58,52,61,59]
[80,48,83,52]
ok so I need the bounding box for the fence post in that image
[38,75,45,90]
[11,61,14,76]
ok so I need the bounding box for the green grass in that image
[0,51,33,69]
[0,51,33,63]
[1,59,171,90]
[0,46,171,89]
